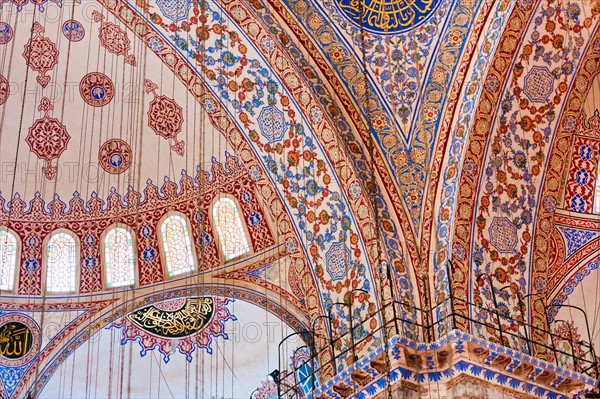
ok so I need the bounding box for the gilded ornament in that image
[334,0,440,34]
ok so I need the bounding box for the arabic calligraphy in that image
[129,297,215,338]
[0,321,32,359]
[335,0,439,34]
[0,314,40,366]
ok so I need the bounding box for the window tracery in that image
[0,229,18,291]
[104,226,136,288]
[213,197,250,261]
[46,231,77,292]
[160,214,195,276]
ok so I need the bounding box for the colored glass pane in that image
[46,231,77,292]
[161,214,195,276]
[213,198,250,261]
[105,227,135,288]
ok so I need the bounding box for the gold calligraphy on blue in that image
[336,0,439,33]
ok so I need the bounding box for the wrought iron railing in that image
[274,294,599,398]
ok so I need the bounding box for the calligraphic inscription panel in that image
[0,314,40,367]
[335,0,440,34]
[128,297,215,338]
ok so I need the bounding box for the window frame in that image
[211,195,253,263]
[42,228,80,294]
[157,212,197,278]
[0,227,20,292]
[101,224,138,290]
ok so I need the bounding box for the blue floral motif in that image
[142,247,156,262]
[0,365,28,398]
[560,227,597,257]
[570,193,586,213]
[84,256,97,270]
[85,234,95,246]
[24,258,37,274]
[248,211,262,228]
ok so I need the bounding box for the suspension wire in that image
[356,1,394,398]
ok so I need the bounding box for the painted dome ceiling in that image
[0,0,600,397]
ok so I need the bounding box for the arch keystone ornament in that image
[22,22,58,88]
[25,97,70,180]
[145,79,185,156]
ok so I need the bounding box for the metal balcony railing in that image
[274,294,599,398]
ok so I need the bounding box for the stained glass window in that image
[213,197,250,261]
[46,231,77,292]
[105,227,136,288]
[0,229,18,291]
[161,214,195,276]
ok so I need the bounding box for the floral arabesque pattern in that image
[22,22,58,88]
[92,11,136,65]
[465,1,598,348]
[145,79,185,155]
[25,97,71,180]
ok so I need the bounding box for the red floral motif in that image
[92,11,136,66]
[0,74,8,105]
[145,79,185,155]
[22,22,58,88]
[25,97,71,180]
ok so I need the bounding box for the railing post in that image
[447,261,456,331]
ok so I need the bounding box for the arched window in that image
[46,231,77,292]
[104,226,136,288]
[160,214,195,276]
[0,229,18,291]
[213,197,250,261]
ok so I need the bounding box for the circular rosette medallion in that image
[0,75,9,105]
[334,0,441,34]
[0,22,13,44]
[0,314,41,367]
[80,72,115,107]
[62,20,85,42]
[99,139,132,174]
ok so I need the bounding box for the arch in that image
[0,227,19,291]
[158,212,196,277]
[212,196,252,262]
[44,230,78,293]
[103,225,137,288]
[29,282,310,399]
